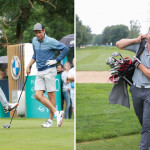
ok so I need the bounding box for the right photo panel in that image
[76,0,150,150]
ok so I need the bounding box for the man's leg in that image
[140,89,150,150]
[0,87,18,113]
[130,85,143,125]
[70,90,74,115]
[0,87,9,107]
[35,90,64,127]
[48,92,56,120]
[35,90,57,114]
[63,90,71,119]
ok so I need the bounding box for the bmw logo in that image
[11,56,21,80]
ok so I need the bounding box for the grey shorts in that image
[35,67,57,92]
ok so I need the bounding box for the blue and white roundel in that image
[11,56,21,80]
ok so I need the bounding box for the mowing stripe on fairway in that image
[77,134,141,150]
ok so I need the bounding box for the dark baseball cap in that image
[33,23,44,31]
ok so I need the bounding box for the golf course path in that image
[76,71,110,83]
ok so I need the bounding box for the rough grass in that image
[76,83,141,143]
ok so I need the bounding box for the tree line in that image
[76,15,141,47]
[0,0,74,56]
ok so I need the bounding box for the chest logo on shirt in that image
[11,56,21,80]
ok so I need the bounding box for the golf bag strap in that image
[136,39,146,59]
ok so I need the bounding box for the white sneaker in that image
[56,111,64,127]
[3,102,19,113]
[41,120,53,128]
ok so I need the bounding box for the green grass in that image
[76,83,141,143]
[0,118,74,150]
[77,134,140,150]
[76,46,135,71]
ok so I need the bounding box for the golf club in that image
[112,52,124,60]
[3,75,29,128]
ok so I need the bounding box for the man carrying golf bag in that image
[26,23,69,128]
[116,31,150,150]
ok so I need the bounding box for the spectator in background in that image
[56,64,64,75]
[56,63,65,111]
[4,68,8,79]
[67,58,75,114]
[0,69,6,80]
[61,62,71,119]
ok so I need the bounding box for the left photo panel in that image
[0,0,75,150]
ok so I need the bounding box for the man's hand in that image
[136,35,147,43]
[26,66,32,76]
[132,56,141,67]
[45,60,57,66]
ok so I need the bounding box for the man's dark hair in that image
[56,63,63,68]
[41,24,44,30]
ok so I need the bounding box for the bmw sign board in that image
[11,56,21,80]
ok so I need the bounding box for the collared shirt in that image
[125,43,150,86]
[32,34,69,71]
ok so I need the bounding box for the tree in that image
[0,0,74,55]
[128,20,141,38]
[110,25,129,45]
[94,34,103,46]
[102,25,129,46]
[102,26,111,45]
[76,15,92,47]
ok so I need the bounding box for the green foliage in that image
[102,25,129,46]
[76,83,141,143]
[76,15,92,47]
[76,16,141,47]
[0,0,74,56]
[94,34,103,45]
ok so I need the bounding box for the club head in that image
[3,124,10,128]
[106,57,115,65]
[112,52,120,57]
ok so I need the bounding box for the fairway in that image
[76,46,135,71]
[0,118,74,150]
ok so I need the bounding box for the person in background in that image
[67,58,75,114]
[56,63,65,111]
[56,64,64,74]
[61,62,71,119]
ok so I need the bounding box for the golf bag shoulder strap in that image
[136,39,146,59]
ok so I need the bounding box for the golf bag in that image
[121,38,146,85]
[107,39,146,86]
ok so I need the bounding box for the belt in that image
[133,83,150,88]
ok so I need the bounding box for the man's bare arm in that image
[116,35,147,49]
[26,59,35,75]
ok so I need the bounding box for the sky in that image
[75,0,150,35]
